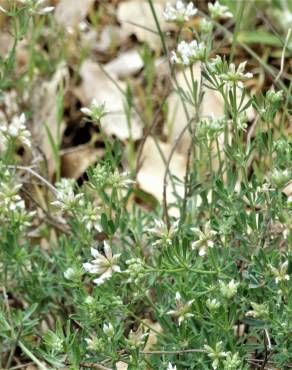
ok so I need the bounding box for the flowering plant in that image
[0,1,291,370]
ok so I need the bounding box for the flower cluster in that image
[166,363,177,370]
[163,1,197,24]
[126,326,148,349]
[246,302,269,318]
[103,322,114,338]
[0,170,35,229]
[81,203,101,232]
[266,88,284,104]
[83,241,121,285]
[191,222,216,256]
[0,113,31,148]
[171,40,206,66]
[206,298,221,311]
[167,292,194,326]
[220,61,253,88]
[107,169,135,189]
[51,178,84,212]
[0,181,24,212]
[270,261,290,284]
[208,1,232,19]
[204,341,228,369]
[205,56,253,89]
[81,99,107,121]
[64,267,82,282]
[85,337,104,351]
[223,352,242,370]
[197,115,226,140]
[89,163,134,191]
[269,168,291,188]
[147,219,179,247]
[200,18,213,33]
[125,258,145,284]
[219,279,239,299]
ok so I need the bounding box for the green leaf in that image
[101,213,109,234]
[238,31,283,47]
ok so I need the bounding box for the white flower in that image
[204,341,228,369]
[266,88,284,104]
[85,337,103,351]
[167,292,194,326]
[206,298,221,310]
[167,363,177,370]
[200,18,213,33]
[84,296,94,305]
[126,326,148,348]
[208,1,232,19]
[270,261,290,284]
[163,1,197,23]
[147,219,179,246]
[81,203,101,231]
[103,322,114,337]
[219,279,239,299]
[64,267,81,281]
[0,113,31,148]
[0,181,24,212]
[197,115,226,140]
[81,99,107,120]
[51,178,84,211]
[18,0,54,15]
[223,352,242,370]
[220,61,253,88]
[246,302,269,318]
[171,40,206,66]
[269,168,291,188]
[107,169,135,189]
[64,267,76,280]
[191,221,216,256]
[83,241,121,285]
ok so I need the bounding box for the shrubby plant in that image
[0,1,291,369]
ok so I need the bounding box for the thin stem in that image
[141,348,207,355]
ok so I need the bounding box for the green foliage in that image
[0,1,291,370]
